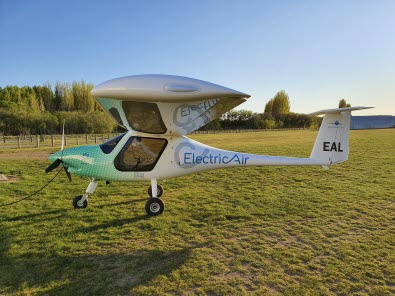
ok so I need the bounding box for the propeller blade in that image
[61,119,65,151]
[45,159,61,173]
[64,167,72,183]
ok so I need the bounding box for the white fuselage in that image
[107,131,324,182]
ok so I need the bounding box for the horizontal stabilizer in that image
[309,106,373,116]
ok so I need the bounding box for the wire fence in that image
[0,128,316,149]
[192,127,316,134]
[0,133,121,149]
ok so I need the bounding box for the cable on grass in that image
[0,168,63,207]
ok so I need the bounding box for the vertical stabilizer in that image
[309,107,373,165]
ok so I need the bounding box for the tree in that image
[264,99,274,115]
[339,99,351,108]
[54,82,63,111]
[34,84,54,112]
[272,90,290,117]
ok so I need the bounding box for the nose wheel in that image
[73,195,88,209]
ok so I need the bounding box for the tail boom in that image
[170,106,372,177]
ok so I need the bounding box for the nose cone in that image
[49,151,62,162]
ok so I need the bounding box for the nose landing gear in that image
[72,178,97,209]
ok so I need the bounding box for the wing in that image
[92,75,250,135]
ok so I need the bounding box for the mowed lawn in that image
[0,129,394,295]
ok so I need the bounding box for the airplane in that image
[45,74,372,216]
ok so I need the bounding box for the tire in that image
[145,198,165,216]
[148,184,163,198]
[73,195,88,209]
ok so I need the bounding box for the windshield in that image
[99,133,126,154]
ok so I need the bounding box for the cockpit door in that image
[114,136,168,171]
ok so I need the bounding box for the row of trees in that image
[0,81,349,135]
[202,110,321,131]
[0,81,97,112]
[0,81,115,135]
[0,109,116,135]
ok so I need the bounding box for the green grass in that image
[0,129,394,295]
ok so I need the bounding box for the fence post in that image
[36,135,39,148]
[17,136,21,149]
[95,135,97,143]
[76,135,79,145]
[85,134,88,144]
[51,135,55,147]
[101,135,104,142]
[64,135,67,147]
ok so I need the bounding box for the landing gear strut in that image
[73,178,98,209]
[145,178,165,216]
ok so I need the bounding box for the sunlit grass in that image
[0,129,394,295]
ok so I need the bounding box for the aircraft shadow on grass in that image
[5,209,68,222]
[94,198,147,209]
[75,214,149,233]
[0,221,203,295]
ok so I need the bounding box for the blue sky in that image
[0,0,394,115]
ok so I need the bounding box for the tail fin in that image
[309,107,373,165]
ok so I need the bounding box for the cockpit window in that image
[100,133,126,154]
[114,136,167,171]
[122,101,167,134]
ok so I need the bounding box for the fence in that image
[191,127,314,134]
[0,133,121,149]
[0,128,316,149]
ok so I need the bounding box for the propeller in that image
[64,167,72,182]
[45,158,61,173]
[45,120,72,182]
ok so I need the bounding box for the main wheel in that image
[148,184,163,198]
[145,198,165,216]
[73,195,88,209]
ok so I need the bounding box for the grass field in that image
[0,129,394,295]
